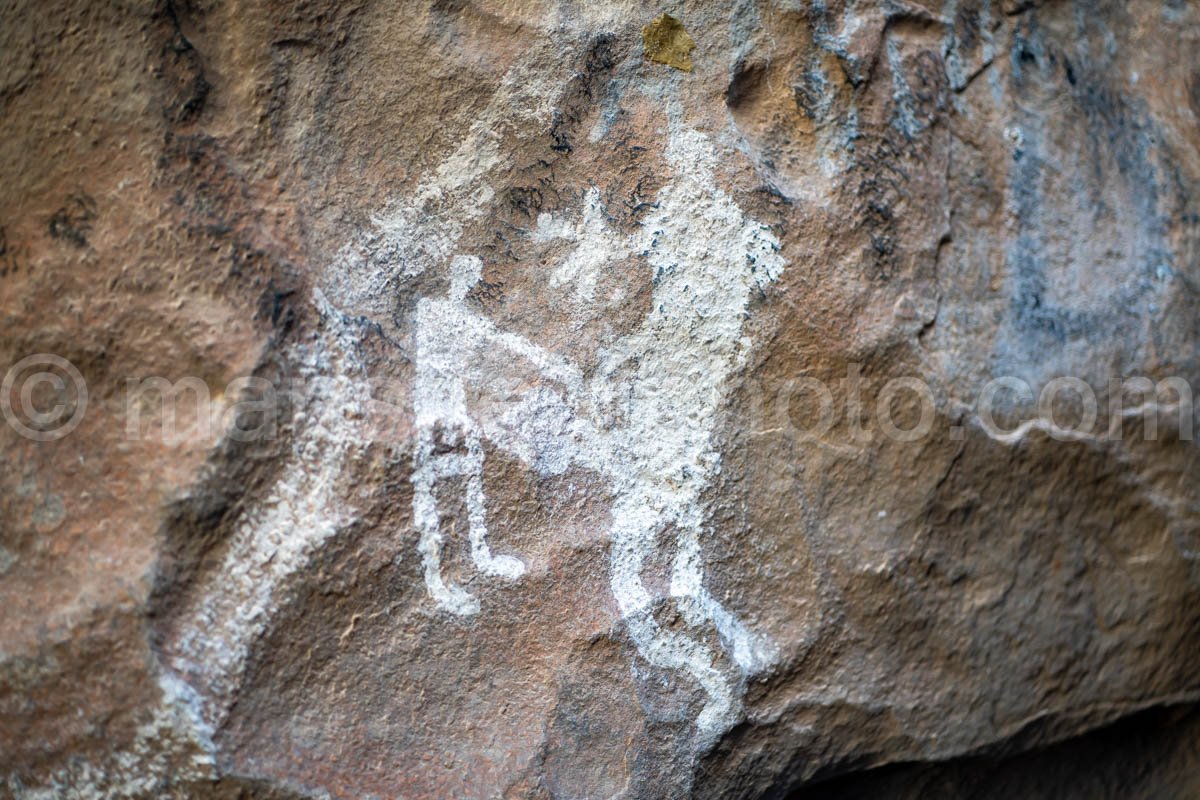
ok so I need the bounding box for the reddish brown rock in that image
[1,1,1198,797]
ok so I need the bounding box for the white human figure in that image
[497,107,784,736]
[599,112,783,736]
[411,254,583,615]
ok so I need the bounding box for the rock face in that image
[1,1,1198,797]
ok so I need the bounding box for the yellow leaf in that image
[642,13,695,72]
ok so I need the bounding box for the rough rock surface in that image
[1,0,1198,797]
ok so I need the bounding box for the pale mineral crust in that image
[0,1,1198,798]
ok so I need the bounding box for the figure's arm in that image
[488,327,585,398]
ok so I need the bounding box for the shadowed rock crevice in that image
[792,702,1200,800]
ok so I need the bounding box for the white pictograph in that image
[38,41,790,800]
[412,254,584,615]
[161,39,784,741]
[165,291,371,733]
[411,105,784,736]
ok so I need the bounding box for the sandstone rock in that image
[1,1,1198,797]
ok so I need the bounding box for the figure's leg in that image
[670,516,776,674]
[610,498,737,738]
[413,425,480,615]
[463,426,526,579]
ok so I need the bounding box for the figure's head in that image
[448,255,483,301]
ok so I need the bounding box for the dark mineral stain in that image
[47,194,97,248]
[158,1,210,124]
[0,226,12,278]
[1189,69,1200,119]
[1002,28,1171,353]
[548,33,617,155]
